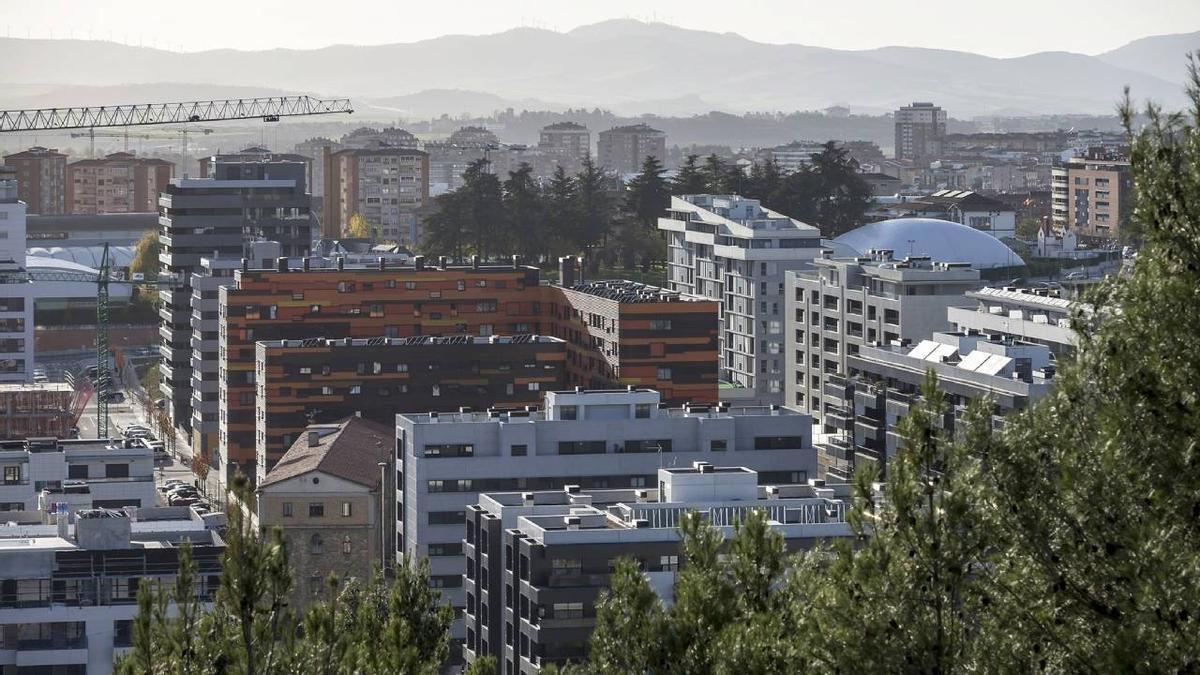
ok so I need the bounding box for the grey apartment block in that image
[659,195,824,406]
[463,463,853,673]
[188,242,281,461]
[785,250,980,426]
[820,331,1057,480]
[158,160,313,433]
[947,286,1081,355]
[395,388,817,645]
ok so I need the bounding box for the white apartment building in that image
[0,167,32,384]
[948,286,1081,355]
[785,250,980,425]
[659,195,824,405]
[395,388,818,643]
[0,437,157,515]
[0,508,224,675]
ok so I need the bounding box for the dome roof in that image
[26,245,136,269]
[833,218,1023,269]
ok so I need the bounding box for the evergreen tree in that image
[587,557,665,674]
[618,156,671,269]
[701,154,730,193]
[503,163,546,262]
[545,165,579,257]
[459,158,507,259]
[807,141,872,236]
[671,154,709,194]
[574,157,614,269]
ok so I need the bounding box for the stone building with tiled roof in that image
[257,416,391,608]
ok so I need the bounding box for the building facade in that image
[66,152,172,215]
[322,148,429,243]
[820,331,1056,480]
[257,417,391,610]
[253,335,567,483]
[188,243,282,461]
[537,123,590,175]
[397,388,819,651]
[0,168,32,383]
[894,102,947,163]
[0,437,156,515]
[785,251,980,424]
[1050,155,1132,239]
[215,259,718,490]
[596,125,666,175]
[947,286,1080,355]
[0,508,223,675]
[463,462,851,672]
[659,195,823,405]
[3,147,67,215]
[158,160,314,434]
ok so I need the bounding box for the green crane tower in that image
[96,244,111,439]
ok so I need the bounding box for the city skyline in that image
[2,0,1197,58]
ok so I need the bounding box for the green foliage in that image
[463,655,498,675]
[588,557,665,674]
[130,231,160,279]
[115,476,453,675]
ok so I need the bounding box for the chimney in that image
[241,258,249,271]
[512,255,520,269]
[471,254,480,270]
[564,515,581,530]
[559,256,576,287]
[336,256,345,271]
[378,257,386,271]
[276,257,288,272]
[522,492,534,505]
[564,484,581,495]
[302,257,311,272]
[438,256,448,270]
[414,255,425,271]
[307,430,321,446]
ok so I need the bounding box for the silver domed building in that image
[831,217,1024,269]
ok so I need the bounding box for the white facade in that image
[396,388,817,640]
[659,195,824,405]
[0,169,32,383]
[0,437,157,515]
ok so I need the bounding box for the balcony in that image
[824,406,854,431]
[823,375,851,401]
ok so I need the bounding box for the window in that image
[282,502,293,517]
[648,319,672,331]
[423,444,473,458]
[710,439,727,452]
[396,363,409,372]
[635,403,651,419]
[309,503,325,518]
[2,466,20,484]
[341,502,352,517]
[560,405,578,420]
[105,463,129,478]
[527,382,540,391]
[342,536,352,555]
[658,555,680,572]
[552,602,584,619]
[511,444,527,456]
[309,534,323,553]
[67,464,88,479]
[476,300,497,312]
[551,558,581,577]
[557,440,607,455]
[429,510,466,525]
[349,385,361,395]
[754,435,806,450]
[657,367,672,380]
[428,543,464,556]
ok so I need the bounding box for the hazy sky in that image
[4,0,1198,57]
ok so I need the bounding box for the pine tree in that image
[587,557,665,674]
[503,163,546,262]
[670,154,709,195]
[574,157,614,269]
[545,165,579,257]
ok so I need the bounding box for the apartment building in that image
[158,159,314,433]
[216,258,719,489]
[1050,155,1132,239]
[762,140,827,173]
[876,189,1017,240]
[550,271,720,406]
[66,152,172,214]
[0,168,32,384]
[785,250,980,424]
[0,508,223,675]
[0,437,156,515]
[199,147,313,196]
[188,242,282,460]
[322,147,429,242]
[294,138,338,198]
[537,122,591,174]
[253,335,567,483]
[3,147,67,215]
[947,286,1081,355]
[464,463,852,672]
[257,417,391,610]
[820,331,1057,480]
[397,388,818,649]
[596,124,666,175]
[218,259,545,488]
[894,102,947,163]
[659,194,824,405]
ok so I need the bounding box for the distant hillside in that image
[0,21,1193,116]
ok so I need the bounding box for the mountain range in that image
[0,20,1195,118]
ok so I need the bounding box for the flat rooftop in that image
[259,334,563,350]
[561,279,690,303]
[0,382,73,394]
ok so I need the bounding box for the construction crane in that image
[0,95,353,133]
[3,93,354,439]
[70,126,215,159]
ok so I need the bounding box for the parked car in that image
[170,495,201,507]
[1064,271,1088,280]
[164,486,199,499]
[158,480,186,493]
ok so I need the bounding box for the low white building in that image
[0,167,32,384]
[0,437,157,517]
[0,507,224,675]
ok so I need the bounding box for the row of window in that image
[280,501,354,518]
